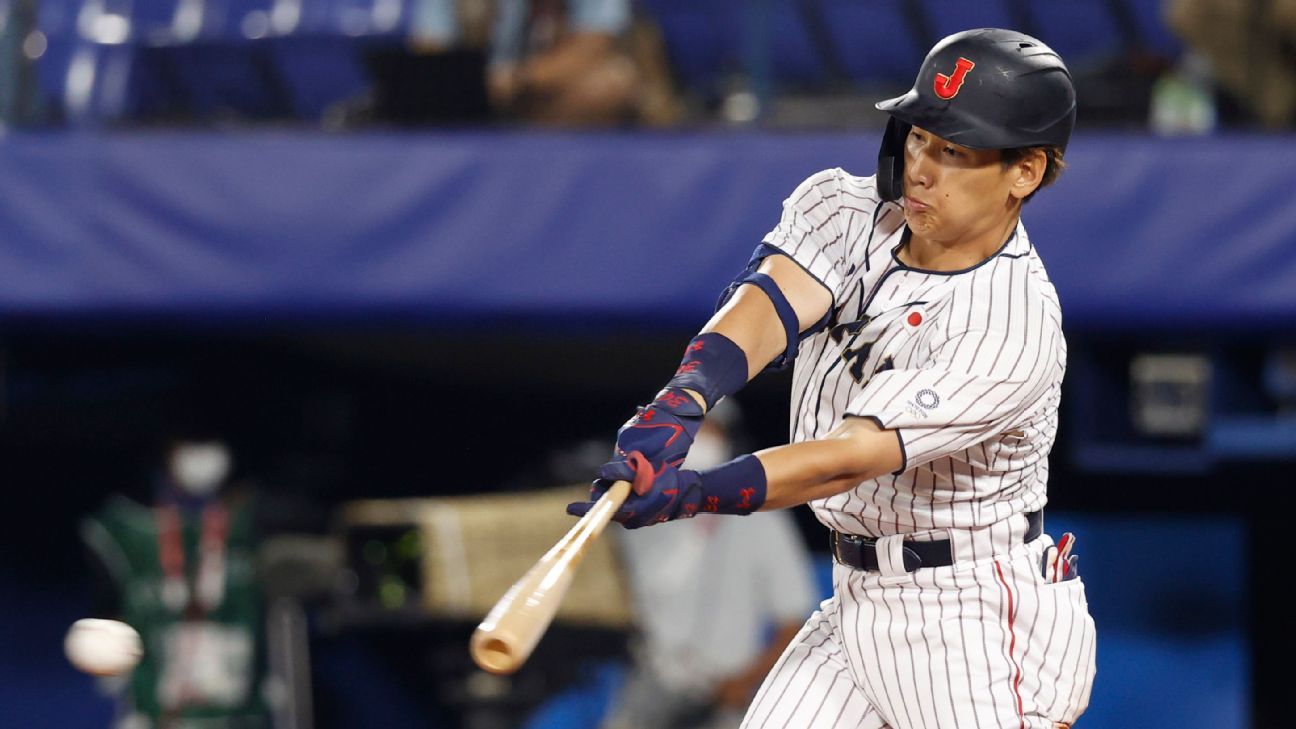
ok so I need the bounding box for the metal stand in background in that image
[259,534,343,729]
[265,598,314,729]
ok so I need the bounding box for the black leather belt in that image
[831,511,1043,572]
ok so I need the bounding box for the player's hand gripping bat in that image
[469,479,632,674]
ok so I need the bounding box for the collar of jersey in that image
[889,219,1029,276]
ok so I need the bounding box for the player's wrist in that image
[646,386,705,418]
[664,332,748,411]
[695,453,767,515]
[676,387,708,413]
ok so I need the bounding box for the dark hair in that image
[1001,146,1066,203]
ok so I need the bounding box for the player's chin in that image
[902,210,937,232]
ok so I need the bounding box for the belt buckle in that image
[833,532,863,569]
[835,533,923,572]
[899,545,923,572]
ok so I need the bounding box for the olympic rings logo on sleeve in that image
[903,388,942,419]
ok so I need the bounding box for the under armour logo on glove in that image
[657,391,691,409]
[612,387,704,469]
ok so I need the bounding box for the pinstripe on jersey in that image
[740,168,1094,728]
[763,168,1064,541]
[741,537,1096,729]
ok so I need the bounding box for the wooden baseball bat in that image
[469,480,631,675]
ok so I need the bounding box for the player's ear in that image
[1007,148,1047,201]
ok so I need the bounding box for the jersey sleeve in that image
[761,168,854,303]
[844,320,1064,471]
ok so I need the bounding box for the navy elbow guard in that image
[716,244,831,372]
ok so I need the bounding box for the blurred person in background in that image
[482,0,681,126]
[1164,0,1296,128]
[81,435,269,729]
[602,400,818,729]
[410,0,493,50]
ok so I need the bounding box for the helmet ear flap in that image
[877,118,910,202]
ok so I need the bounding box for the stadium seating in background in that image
[635,0,742,105]
[921,0,1015,41]
[1020,0,1126,68]
[33,0,133,123]
[637,0,1178,125]
[764,2,825,89]
[32,0,398,125]
[814,1,923,89]
[248,0,409,122]
[31,0,1184,127]
[32,0,75,113]
[131,0,292,123]
[638,0,922,98]
[270,38,370,121]
[1124,0,1182,56]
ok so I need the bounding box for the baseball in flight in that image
[64,618,143,676]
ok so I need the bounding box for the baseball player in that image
[569,28,1096,728]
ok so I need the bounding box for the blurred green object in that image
[82,495,270,727]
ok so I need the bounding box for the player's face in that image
[901,127,1037,244]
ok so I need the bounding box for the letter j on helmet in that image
[933,57,975,99]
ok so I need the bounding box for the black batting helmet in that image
[875,28,1077,202]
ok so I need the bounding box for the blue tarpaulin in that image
[2,131,1294,330]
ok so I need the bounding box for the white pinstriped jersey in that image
[764,167,1065,538]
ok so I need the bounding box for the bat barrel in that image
[469,559,574,674]
[469,480,631,674]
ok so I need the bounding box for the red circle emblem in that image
[907,311,923,326]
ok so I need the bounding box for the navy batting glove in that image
[613,387,704,469]
[566,451,670,524]
[595,454,704,529]
[566,450,768,529]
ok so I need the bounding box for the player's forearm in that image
[755,419,904,510]
[753,441,878,510]
[614,252,832,465]
[583,419,902,525]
